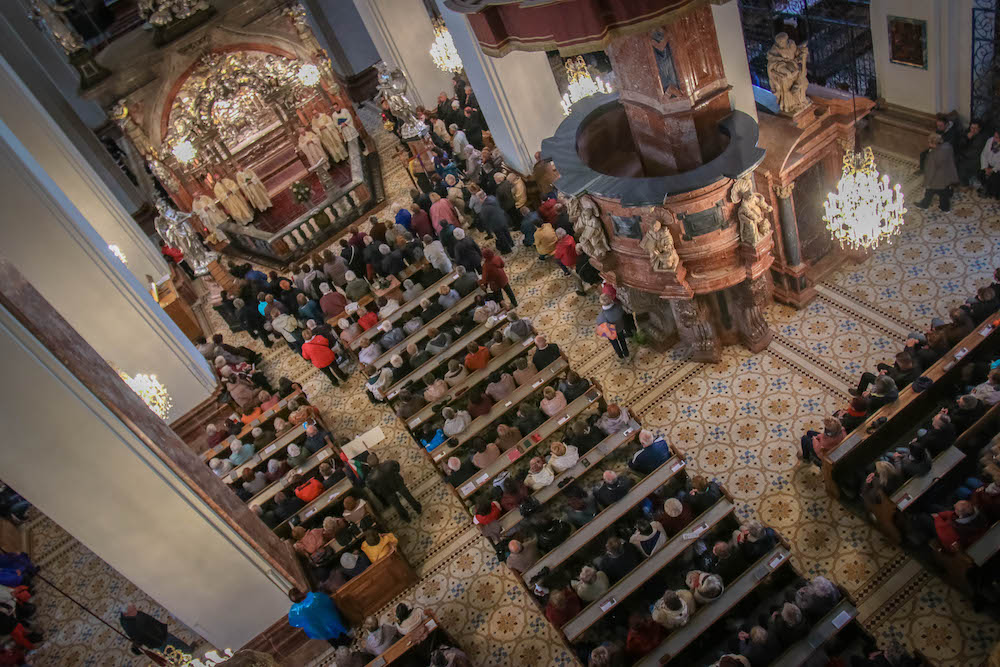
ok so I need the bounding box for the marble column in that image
[0,55,167,285]
[711,0,758,122]
[0,261,301,650]
[352,0,455,108]
[435,0,566,175]
[773,182,802,267]
[0,106,217,419]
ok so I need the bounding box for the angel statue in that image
[566,194,610,259]
[375,62,425,140]
[154,199,218,276]
[639,219,679,273]
[766,32,810,114]
[730,175,773,246]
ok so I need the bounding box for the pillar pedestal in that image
[671,297,721,362]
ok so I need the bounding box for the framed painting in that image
[887,16,927,69]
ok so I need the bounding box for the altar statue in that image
[312,113,348,162]
[766,33,810,114]
[331,102,359,143]
[375,62,425,139]
[213,177,254,225]
[154,199,218,276]
[298,128,327,168]
[192,195,229,243]
[237,168,272,212]
[639,219,679,273]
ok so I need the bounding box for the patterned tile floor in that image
[23,111,1000,665]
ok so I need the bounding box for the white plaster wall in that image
[871,0,972,118]
[0,117,216,419]
[352,0,455,108]
[712,0,758,122]
[0,307,290,649]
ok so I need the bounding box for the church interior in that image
[1,0,999,666]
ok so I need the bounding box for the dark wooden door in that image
[793,161,833,265]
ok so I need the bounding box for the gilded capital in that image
[773,183,795,199]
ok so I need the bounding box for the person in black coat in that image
[594,471,633,508]
[594,537,641,583]
[462,107,484,148]
[120,604,193,657]
[451,228,482,273]
[233,297,272,347]
[366,453,423,522]
[479,196,514,254]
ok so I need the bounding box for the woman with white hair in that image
[794,575,840,619]
[209,457,234,477]
[343,270,370,301]
[337,317,362,345]
[366,367,395,402]
[442,407,472,437]
[401,278,423,303]
[571,565,610,602]
[686,570,724,605]
[285,443,307,468]
[228,440,255,466]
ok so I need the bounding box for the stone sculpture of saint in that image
[213,177,254,225]
[766,32,810,114]
[154,200,218,276]
[312,113,348,162]
[639,219,679,273]
[569,195,610,259]
[730,175,773,246]
[192,195,229,243]
[237,168,272,212]
[298,129,327,168]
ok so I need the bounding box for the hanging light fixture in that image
[824,147,905,250]
[171,138,197,164]
[108,244,127,265]
[822,27,905,251]
[115,367,172,420]
[429,18,463,73]
[296,62,320,87]
[560,56,612,115]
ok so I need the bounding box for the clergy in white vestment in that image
[311,113,348,162]
[298,129,327,167]
[236,169,272,212]
[213,178,254,225]
[330,103,359,143]
[192,195,229,242]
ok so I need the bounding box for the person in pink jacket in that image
[429,193,460,233]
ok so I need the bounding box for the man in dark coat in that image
[366,453,423,522]
[120,604,194,657]
[479,196,514,253]
[234,297,272,347]
[451,228,482,273]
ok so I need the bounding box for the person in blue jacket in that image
[287,588,351,646]
[628,430,671,474]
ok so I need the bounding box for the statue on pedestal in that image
[375,62,425,140]
[567,195,610,259]
[155,199,218,276]
[766,33,810,115]
[639,219,679,272]
[730,175,773,246]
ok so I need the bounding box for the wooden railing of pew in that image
[362,612,453,667]
[821,313,1000,499]
[324,261,425,330]
[200,389,304,462]
[347,269,458,351]
[371,288,482,371]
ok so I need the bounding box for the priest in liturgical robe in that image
[193,195,229,242]
[298,128,327,168]
[214,177,254,225]
[312,112,348,162]
[331,102,359,143]
[237,168,272,212]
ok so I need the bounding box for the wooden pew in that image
[499,420,641,536]
[221,421,313,485]
[386,316,509,400]
[822,315,1000,498]
[562,496,735,641]
[522,455,687,583]
[324,263,424,328]
[201,390,304,462]
[431,357,570,465]
[348,270,458,351]
[333,547,418,626]
[635,544,791,666]
[364,612,444,667]
[770,599,859,667]
[931,520,1000,596]
[371,289,482,370]
[248,445,336,506]
[273,477,354,537]
[455,386,601,499]
[405,336,537,430]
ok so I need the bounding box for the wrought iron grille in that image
[738,0,877,99]
[972,0,1000,126]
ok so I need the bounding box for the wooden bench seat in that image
[522,456,687,583]
[770,599,859,667]
[456,386,601,499]
[432,357,569,465]
[562,496,735,641]
[405,336,536,430]
[363,612,442,666]
[274,477,354,537]
[201,390,303,462]
[372,289,482,370]
[248,445,336,506]
[635,544,791,666]
[499,419,640,536]
[967,520,1000,566]
[348,270,458,351]
[221,422,312,485]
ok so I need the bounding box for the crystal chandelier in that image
[171,139,197,164]
[823,147,906,251]
[116,368,173,420]
[560,56,612,115]
[297,63,320,87]
[430,18,463,73]
[108,244,127,265]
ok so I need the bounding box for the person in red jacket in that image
[294,476,324,503]
[479,248,517,307]
[464,341,491,371]
[553,229,586,296]
[357,306,378,331]
[544,588,581,627]
[301,329,348,386]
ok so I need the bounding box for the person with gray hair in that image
[344,270,370,300]
[771,602,806,645]
[571,565,610,602]
[450,122,469,158]
[453,264,479,296]
[401,278,423,303]
[794,575,840,619]
[451,227,483,273]
[423,234,453,274]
